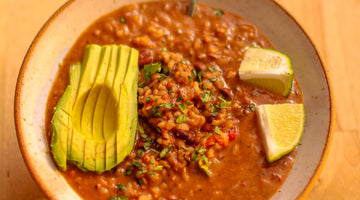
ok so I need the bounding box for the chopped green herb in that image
[192,68,197,76]
[120,17,126,23]
[198,156,212,177]
[218,96,226,102]
[151,149,160,154]
[153,165,164,171]
[124,167,132,176]
[201,83,207,89]
[249,104,256,111]
[146,97,150,103]
[185,100,193,105]
[213,8,224,17]
[197,146,207,155]
[160,144,173,158]
[161,47,167,52]
[116,184,127,191]
[136,169,148,176]
[197,70,204,82]
[144,140,153,150]
[138,81,145,88]
[188,75,193,83]
[208,66,215,72]
[180,60,187,65]
[144,62,162,81]
[209,78,217,82]
[150,160,155,164]
[202,133,213,138]
[150,106,162,118]
[214,125,220,135]
[191,151,198,162]
[136,178,143,185]
[219,101,232,108]
[168,87,173,94]
[191,146,207,162]
[148,173,156,178]
[180,145,188,151]
[176,96,184,102]
[163,66,170,75]
[175,114,187,123]
[136,149,144,159]
[156,127,162,133]
[158,74,168,81]
[210,105,219,117]
[200,90,212,103]
[110,195,128,200]
[176,104,186,113]
[132,160,143,169]
[161,40,166,44]
[159,103,175,109]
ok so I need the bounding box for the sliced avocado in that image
[51,44,139,173]
[93,45,119,171]
[51,62,81,170]
[117,48,139,163]
[82,46,112,171]
[104,45,130,170]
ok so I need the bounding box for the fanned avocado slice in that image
[51,44,139,172]
[51,62,81,171]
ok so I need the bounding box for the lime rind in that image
[239,47,294,96]
[256,103,305,163]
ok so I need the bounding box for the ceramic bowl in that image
[14,0,334,199]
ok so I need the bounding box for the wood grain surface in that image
[1,0,359,199]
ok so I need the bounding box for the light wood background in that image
[0,0,359,199]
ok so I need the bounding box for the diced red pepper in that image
[226,127,238,142]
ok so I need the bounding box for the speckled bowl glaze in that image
[14,0,334,199]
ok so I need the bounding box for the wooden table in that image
[1,0,359,199]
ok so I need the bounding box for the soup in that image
[46,1,303,200]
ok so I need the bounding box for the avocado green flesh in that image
[51,62,81,171]
[50,44,139,172]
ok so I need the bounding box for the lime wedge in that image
[239,47,294,96]
[256,103,305,163]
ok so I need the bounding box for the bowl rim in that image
[14,0,335,199]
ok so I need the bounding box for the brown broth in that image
[46,1,303,200]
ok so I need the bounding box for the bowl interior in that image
[15,0,333,199]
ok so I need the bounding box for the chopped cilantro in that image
[176,104,186,113]
[249,104,256,111]
[110,195,128,200]
[138,81,145,88]
[116,184,127,191]
[153,165,164,171]
[213,9,224,17]
[136,169,148,176]
[144,62,162,81]
[158,74,168,81]
[192,68,197,76]
[214,125,220,135]
[175,114,187,123]
[188,75,192,83]
[160,144,173,158]
[159,103,175,109]
[209,78,217,82]
[161,47,167,52]
[119,17,126,23]
[198,156,212,177]
[200,90,212,103]
[219,101,231,108]
[197,70,204,82]
[150,106,162,118]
